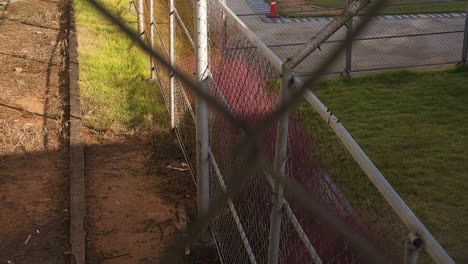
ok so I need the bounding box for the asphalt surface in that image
[226,0,466,75]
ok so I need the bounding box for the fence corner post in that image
[195,0,210,243]
[169,0,175,129]
[268,63,292,264]
[461,2,468,65]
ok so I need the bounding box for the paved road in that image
[226,0,466,75]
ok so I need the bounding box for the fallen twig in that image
[102,253,130,260]
[24,234,32,245]
[166,163,189,172]
[157,223,163,241]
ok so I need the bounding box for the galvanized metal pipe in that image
[462,2,468,65]
[288,0,366,70]
[169,0,175,128]
[404,233,423,264]
[149,0,155,79]
[195,0,210,242]
[213,0,283,71]
[344,9,353,77]
[137,0,144,40]
[174,9,195,47]
[283,203,323,264]
[207,66,321,263]
[221,0,227,50]
[293,76,455,264]
[267,65,292,264]
[208,149,258,264]
[262,166,323,264]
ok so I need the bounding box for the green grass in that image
[276,0,467,17]
[308,67,468,261]
[74,0,168,132]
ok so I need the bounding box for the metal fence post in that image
[149,0,156,79]
[404,233,423,264]
[344,0,353,78]
[268,64,292,264]
[344,19,353,77]
[195,0,210,242]
[221,0,227,50]
[137,0,144,40]
[169,0,175,128]
[462,2,468,65]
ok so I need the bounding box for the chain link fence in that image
[86,0,466,262]
[229,0,468,77]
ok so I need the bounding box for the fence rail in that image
[115,0,466,262]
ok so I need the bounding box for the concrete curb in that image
[68,4,86,264]
[259,12,466,24]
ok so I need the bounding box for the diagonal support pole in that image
[288,0,367,71]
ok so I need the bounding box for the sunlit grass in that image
[311,67,468,261]
[74,0,168,132]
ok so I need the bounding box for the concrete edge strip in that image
[260,12,465,23]
[68,3,86,264]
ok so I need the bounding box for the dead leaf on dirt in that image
[174,204,187,231]
[15,79,25,86]
[22,122,33,130]
[174,204,191,255]
[144,113,153,121]
[14,67,23,73]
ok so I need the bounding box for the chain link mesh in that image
[350,14,465,72]
[111,0,463,262]
[226,1,466,76]
[284,98,409,263]
[206,1,282,262]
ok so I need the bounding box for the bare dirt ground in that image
[1,0,215,262]
[0,0,70,263]
[84,128,203,263]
